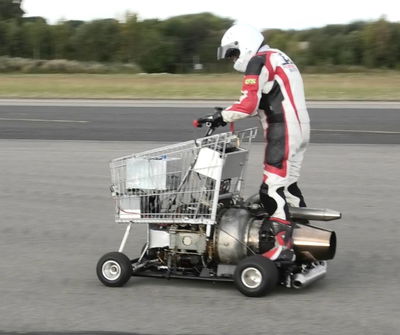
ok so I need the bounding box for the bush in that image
[0,57,142,73]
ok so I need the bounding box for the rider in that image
[213,23,310,261]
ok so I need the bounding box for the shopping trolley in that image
[97,118,340,297]
[110,128,257,227]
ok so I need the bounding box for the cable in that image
[217,227,256,256]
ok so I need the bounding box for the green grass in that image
[0,72,399,100]
[304,72,400,100]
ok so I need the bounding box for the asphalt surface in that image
[0,100,399,143]
[0,100,399,335]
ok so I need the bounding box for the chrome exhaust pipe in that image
[289,206,342,221]
[293,224,336,261]
[245,194,342,222]
[292,262,327,289]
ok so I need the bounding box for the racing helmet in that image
[217,23,264,72]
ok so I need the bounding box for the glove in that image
[210,108,227,128]
[193,107,227,129]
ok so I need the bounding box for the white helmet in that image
[217,23,264,72]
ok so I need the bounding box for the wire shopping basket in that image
[110,128,257,225]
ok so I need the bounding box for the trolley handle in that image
[192,116,216,137]
[193,107,227,137]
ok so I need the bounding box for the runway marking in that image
[0,118,89,123]
[312,128,400,134]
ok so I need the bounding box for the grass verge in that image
[0,72,399,100]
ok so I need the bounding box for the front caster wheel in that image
[234,255,278,297]
[96,252,132,287]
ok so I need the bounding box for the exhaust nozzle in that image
[293,224,336,261]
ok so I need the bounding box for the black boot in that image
[287,182,309,224]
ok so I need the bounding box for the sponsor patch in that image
[244,78,257,85]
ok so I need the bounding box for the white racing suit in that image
[221,46,310,260]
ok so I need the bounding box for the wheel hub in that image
[241,267,262,289]
[102,260,121,281]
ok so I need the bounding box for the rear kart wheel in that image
[96,252,132,287]
[234,255,278,297]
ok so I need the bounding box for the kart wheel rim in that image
[241,267,262,289]
[102,260,121,281]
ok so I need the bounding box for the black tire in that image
[234,255,278,297]
[96,252,132,287]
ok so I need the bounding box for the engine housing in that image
[148,208,336,265]
[214,208,336,263]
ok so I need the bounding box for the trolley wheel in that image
[96,252,132,287]
[234,255,278,297]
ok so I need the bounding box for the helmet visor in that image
[217,42,240,60]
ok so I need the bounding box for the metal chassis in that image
[131,270,233,282]
[118,221,235,282]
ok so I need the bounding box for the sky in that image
[22,0,400,31]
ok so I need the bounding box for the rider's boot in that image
[286,182,309,224]
[259,218,296,262]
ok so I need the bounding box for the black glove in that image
[210,108,227,128]
[194,107,227,129]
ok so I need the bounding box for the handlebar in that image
[193,107,225,137]
[193,117,216,137]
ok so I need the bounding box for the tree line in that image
[0,0,399,73]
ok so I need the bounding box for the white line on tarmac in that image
[312,128,400,134]
[0,118,89,123]
[0,99,399,109]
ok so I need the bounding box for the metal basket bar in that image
[110,131,234,164]
[115,217,216,225]
[110,127,258,225]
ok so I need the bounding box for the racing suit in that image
[221,46,310,260]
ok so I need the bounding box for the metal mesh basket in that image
[110,128,257,224]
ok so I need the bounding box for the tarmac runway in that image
[0,100,399,335]
[0,99,399,144]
